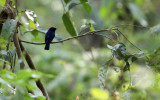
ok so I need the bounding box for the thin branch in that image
[115,29,150,60]
[112,24,151,29]
[94,33,118,43]
[60,0,66,12]
[19,28,118,45]
[116,29,142,51]
[19,41,49,100]
[112,30,119,41]
[13,30,25,69]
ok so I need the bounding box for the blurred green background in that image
[1,0,160,100]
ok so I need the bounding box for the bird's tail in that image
[45,43,50,50]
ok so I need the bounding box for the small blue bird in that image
[44,27,56,50]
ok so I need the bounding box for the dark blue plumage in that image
[45,27,56,50]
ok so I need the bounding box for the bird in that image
[44,27,56,50]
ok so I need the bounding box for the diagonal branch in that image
[19,41,49,100]
[116,29,142,51]
[13,30,25,69]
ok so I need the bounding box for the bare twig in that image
[60,0,66,12]
[115,29,150,61]
[3,43,10,69]
[19,28,118,45]
[116,29,142,51]
[112,24,151,29]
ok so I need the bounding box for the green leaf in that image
[131,51,145,61]
[62,12,77,36]
[26,84,36,91]
[107,43,126,60]
[107,43,126,53]
[114,50,124,60]
[124,55,138,63]
[150,24,160,34]
[80,20,95,31]
[10,48,16,57]
[123,62,130,72]
[132,51,144,55]
[11,0,16,8]
[138,54,146,58]
[64,0,71,4]
[19,26,26,31]
[1,19,17,42]
[0,50,10,62]
[0,77,8,84]
[29,93,46,100]
[131,56,137,62]
[82,2,92,13]
[0,0,5,7]
[80,0,91,13]
[68,3,79,10]
[17,69,42,83]
[107,44,114,50]
[29,20,36,29]
[43,73,55,78]
[80,24,87,31]
[18,9,25,17]
[124,55,132,62]
[36,96,46,100]
[88,23,95,31]
[0,70,17,83]
[128,3,148,26]
[80,0,88,3]
[31,29,39,38]
[115,43,126,54]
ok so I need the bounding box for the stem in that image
[19,41,49,100]
[19,28,118,45]
[112,24,151,29]
[116,29,142,51]
[13,32,25,69]
[60,0,66,12]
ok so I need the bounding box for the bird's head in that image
[49,27,57,31]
